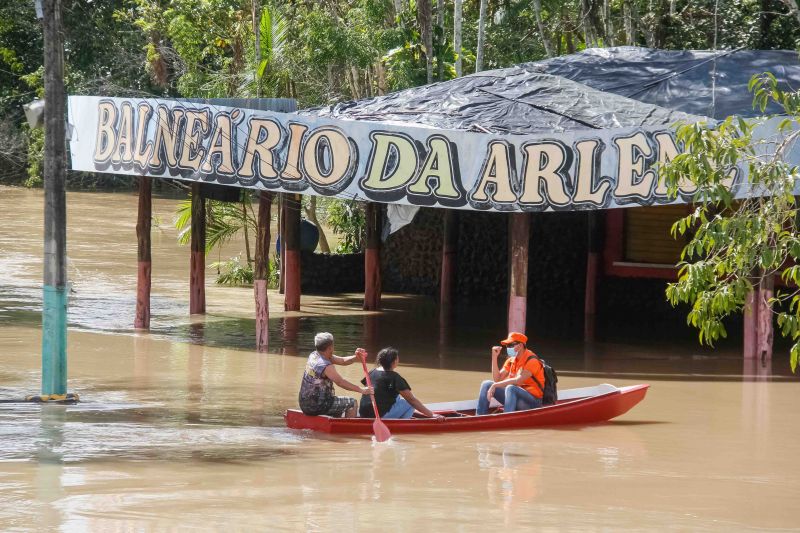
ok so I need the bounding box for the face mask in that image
[506,346,516,357]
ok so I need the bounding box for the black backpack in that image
[526,355,558,406]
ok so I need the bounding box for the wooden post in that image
[744,275,775,360]
[507,213,530,333]
[440,210,458,316]
[364,202,382,310]
[584,211,601,342]
[190,183,206,315]
[283,193,301,311]
[41,0,68,396]
[135,177,152,329]
[279,194,286,294]
[254,191,274,351]
[743,287,757,358]
[757,276,774,361]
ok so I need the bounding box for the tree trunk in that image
[252,0,261,97]
[376,61,387,95]
[418,0,433,84]
[785,0,800,26]
[629,1,654,47]
[303,196,331,253]
[454,0,463,76]
[476,0,487,72]
[532,0,553,57]
[623,0,635,45]
[604,0,615,46]
[393,0,404,18]
[580,0,597,47]
[437,0,445,80]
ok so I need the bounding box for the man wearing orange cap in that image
[476,332,545,415]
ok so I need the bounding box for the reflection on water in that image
[1,186,799,529]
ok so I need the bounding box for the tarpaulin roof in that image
[529,47,800,120]
[302,63,701,135]
[304,47,800,133]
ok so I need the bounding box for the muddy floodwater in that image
[1,186,799,530]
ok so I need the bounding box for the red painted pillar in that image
[744,276,774,360]
[363,202,382,311]
[189,183,206,315]
[254,191,275,351]
[135,177,152,329]
[440,210,459,316]
[279,194,286,295]
[507,212,530,333]
[283,193,301,311]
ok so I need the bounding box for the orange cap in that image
[500,332,528,345]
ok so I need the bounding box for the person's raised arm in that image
[491,346,507,382]
[398,389,444,420]
[323,364,372,395]
[332,347,367,366]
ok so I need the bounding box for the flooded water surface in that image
[1,186,798,530]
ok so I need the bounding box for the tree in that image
[661,73,800,370]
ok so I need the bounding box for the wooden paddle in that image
[360,357,391,442]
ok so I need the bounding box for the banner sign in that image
[67,96,786,212]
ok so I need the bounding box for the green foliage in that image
[661,73,800,370]
[211,255,254,286]
[24,126,43,188]
[325,199,366,253]
[267,255,280,289]
[175,193,257,260]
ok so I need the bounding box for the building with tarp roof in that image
[300,46,800,356]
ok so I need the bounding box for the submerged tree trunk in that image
[476,0,487,72]
[454,0,463,76]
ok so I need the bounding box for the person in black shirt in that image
[359,347,444,419]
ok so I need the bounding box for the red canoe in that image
[284,383,649,435]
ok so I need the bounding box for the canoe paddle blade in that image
[373,418,392,442]
[361,356,392,442]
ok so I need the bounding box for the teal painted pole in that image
[41,0,68,397]
[42,286,67,395]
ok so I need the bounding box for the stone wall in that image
[300,251,363,293]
